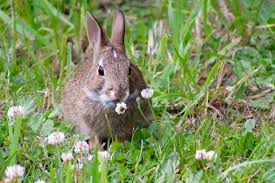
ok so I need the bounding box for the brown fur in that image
[61,11,152,143]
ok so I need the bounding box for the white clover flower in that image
[46,132,65,145]
[115,102,127,114]
[225,86,234,92]
[61,151,74,162]
[98,151,110,159]
[205,150,215,161]
[195,149,207,159]
[5,165,25,180]
[195,149,215,161]
[74,163,83,170]
[74,141,89,153]
[187,118,196,125]
[34,180,46,183]
[7,106,27,121]
[88,154,93,161]
[141,88,154,99]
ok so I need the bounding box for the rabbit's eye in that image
[98,66,104,76]
[128,67,131,75]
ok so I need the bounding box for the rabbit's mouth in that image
[84,87,124,107]
[84,87,139,108]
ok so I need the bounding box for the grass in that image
[0,0,274,182]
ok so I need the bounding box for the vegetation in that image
[0,0,274,182]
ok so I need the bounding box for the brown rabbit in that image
[61,10,152,143]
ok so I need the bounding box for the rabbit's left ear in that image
[111,10,125,50]
[86,12,109,52]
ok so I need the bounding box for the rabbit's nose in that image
[110,90,126,101]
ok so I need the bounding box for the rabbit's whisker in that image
[83,87,115,107]
[125,90,139,102]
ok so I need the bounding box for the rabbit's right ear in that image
[86,12,108,51]
[111,10,125,51]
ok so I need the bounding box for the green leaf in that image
[263,168,275,182]
[40,119,55,136]
[250,93,274,110]
[243,119,256,134]
[38,0,74,29]
[185,169,203,182]
[28,115,45,132]
[0,10,49,46]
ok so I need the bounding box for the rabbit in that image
[61,10,153,143]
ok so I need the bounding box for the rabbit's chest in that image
[84,105,137,132]
[86,109,134,127]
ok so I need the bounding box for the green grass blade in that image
[0,9,49,46]
[8,117,23,164]
[218,159,275,180]
[39,0,74,30]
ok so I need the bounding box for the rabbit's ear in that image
[111,10,125,50]
[86,12,108,51]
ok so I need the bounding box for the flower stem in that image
[136,98,149,124]
[148,100,156,121]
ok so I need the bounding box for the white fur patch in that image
[113,49,117,58]
[123,89,130,101]
[125,90,139,102]
[84,88,135,108]
[99,59,103,66]
[84,87,114,107]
